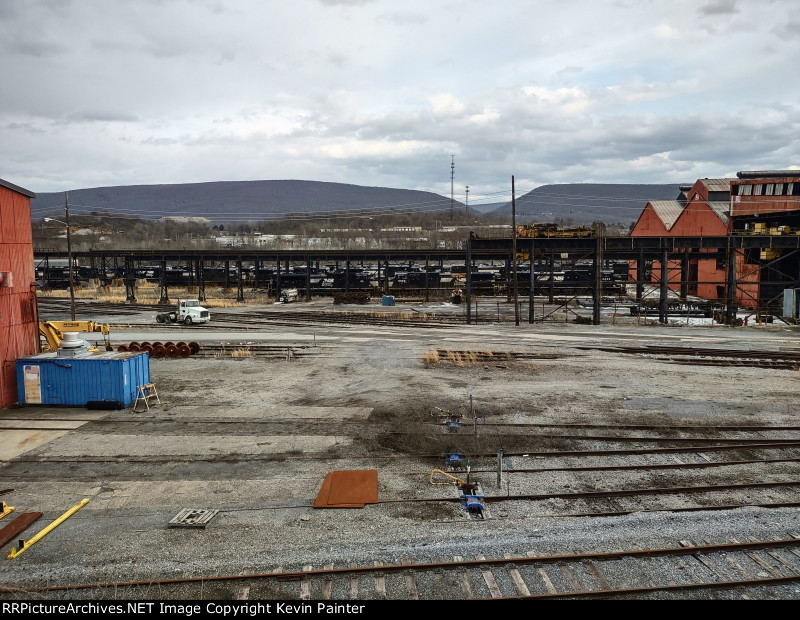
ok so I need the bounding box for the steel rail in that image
[3,441,800,465]
[523,500,800,519]
[4,537,799,594]
[496,575,800,600]
[466,457,800,474]
[474,422,800,431]
[8,416,800,432]
[3,426,800,448]
[378,480,800,504]
[7,417,800,433]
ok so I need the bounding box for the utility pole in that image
[450,155,455,220]
[65,192,75,321]
[512,176,519,326]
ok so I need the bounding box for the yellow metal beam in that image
[7,498,89,559]
[0,502,14,520]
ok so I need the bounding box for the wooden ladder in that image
[133,383,160,412]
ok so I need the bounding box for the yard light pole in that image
[44,200,76,320]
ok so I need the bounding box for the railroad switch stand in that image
[444,452,466,470]
[459,483,478,495]
[460,494,486,517]
[445,416,462,432]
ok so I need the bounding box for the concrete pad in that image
[0,409,109,421]
[0,420,86,430]
[38,434,352,458]
[6,477,324,511]
[0,430,81,461]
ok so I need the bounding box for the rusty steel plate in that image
[313,470,378,509]
[0,512,43,549]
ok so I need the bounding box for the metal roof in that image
[737,170,800,179]
[649,201,685,230]
[707,201,730,225]
[0,178,35,198]
[698,178,731,193]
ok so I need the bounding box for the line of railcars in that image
[34,260,631,296]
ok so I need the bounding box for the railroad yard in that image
[2,297,800,600]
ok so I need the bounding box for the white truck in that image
[156,299,211,325]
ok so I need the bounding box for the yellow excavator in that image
[38,321,113,353]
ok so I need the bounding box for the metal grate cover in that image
[168,508,219,528]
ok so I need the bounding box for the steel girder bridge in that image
[34,234,800,325]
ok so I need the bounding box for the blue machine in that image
[444,452,465,469]
[460,494,485,515]
[381,295,395,306]
[445,417,461,431]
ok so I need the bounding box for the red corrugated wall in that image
[0,185,38,408]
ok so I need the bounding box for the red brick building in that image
[630,171,800,312]
[0,178,38,408]
[630,180,732,299]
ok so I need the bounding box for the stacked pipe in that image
[116,341,201,358]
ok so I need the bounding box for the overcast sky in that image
[1,0,798,204]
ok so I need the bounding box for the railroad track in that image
[39,298,464,328]
[4,439,800,463]
[579,344,800,371]
[184,344,324,359]
[4,537,800,599]
[3,416,800,443]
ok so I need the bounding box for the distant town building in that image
[160,216,211,224]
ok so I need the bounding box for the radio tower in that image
[450,155,455,220]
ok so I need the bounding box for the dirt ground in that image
[2,301,800,598]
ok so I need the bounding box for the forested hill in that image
[490,183,684,224]
[30,179,465,225]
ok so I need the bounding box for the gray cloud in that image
[316,0,376,5]
[377,11,427,25]
[698,0,739,15]
[772,19,800,41]
[0,0,797,197]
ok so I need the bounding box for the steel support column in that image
[466,235,473,324]
[196,259,205,301]
[636,248,645,303]
[593,229,604,325]
[425,256,430,302]
[159,259,169,304]
[529,239,535,324]
[236,259,244,302]
[306,259,312,302]
[680,248,689,301]
[659,248,669,324]
[726,242,737,325]
[124,257,136,303]
[276,259,281,300]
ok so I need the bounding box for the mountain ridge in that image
[30,179,686,225]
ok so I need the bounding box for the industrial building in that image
[630,171,800,312]
[0,178,39,409]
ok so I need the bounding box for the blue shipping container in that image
[381,295,395,306]
[15,352,150,407]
